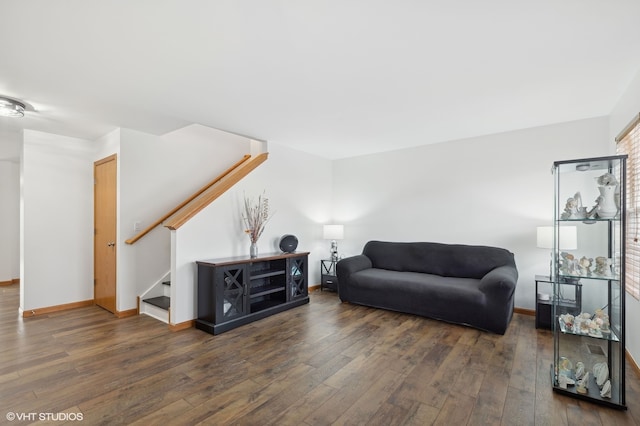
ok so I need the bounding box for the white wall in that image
[609,66,640,366]
[117,124,252,312]
[94,128,121,160]
[0,160,19,281]
[0,128,22,282]
[332,117,610,311]
[172,142,333,324]
[21,130,95,311]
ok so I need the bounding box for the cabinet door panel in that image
[288,256,308,301]
[215,265,248,322]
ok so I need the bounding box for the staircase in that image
[140,278,171,323]
[127,150,269,328]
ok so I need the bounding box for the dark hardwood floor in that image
[1,283,639,425]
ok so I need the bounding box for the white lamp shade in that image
[536,226,577,250]
[323,224,344,240]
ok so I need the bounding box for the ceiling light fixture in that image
[0,96,26,117]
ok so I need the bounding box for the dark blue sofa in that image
[336,240,518,334]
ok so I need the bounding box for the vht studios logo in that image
[6,412,84,421]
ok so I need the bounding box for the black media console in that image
[195,251,309,335]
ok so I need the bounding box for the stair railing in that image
[125,154,258,244]
[164,152,268,230]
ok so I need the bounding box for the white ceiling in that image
[1,1,640,159]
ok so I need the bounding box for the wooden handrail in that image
[125,154,252,244]
[164,152,268,230]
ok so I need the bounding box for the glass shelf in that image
[558,318,620,342]
[557,218,620,223]
[558,274,619,282]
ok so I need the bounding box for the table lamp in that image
[323,224,344,261]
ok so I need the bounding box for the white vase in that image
[596,185,618,219]
[250,242,258,258]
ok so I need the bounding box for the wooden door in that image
[94,154,117,313]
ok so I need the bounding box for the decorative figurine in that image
[593,362,609,387]
[600,380,612,398]
[560,313,574,330]
[558,357,573,378]
[593,256,613,277]
[578,256,593,276]
[593,173,619,219]
[597,172,618,186]
[594,309,610,333]
[560,252,579,276]
[561,192,588,219]
[576,372,589,394]
[575,362,585,380]
[559,375,575,389]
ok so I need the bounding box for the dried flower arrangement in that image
[242,191,273,244]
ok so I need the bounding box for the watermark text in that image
[6,411,84,422]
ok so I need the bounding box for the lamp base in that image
[330,240,338,262]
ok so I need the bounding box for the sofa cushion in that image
[362,240,515,279]
[350,268,483,308]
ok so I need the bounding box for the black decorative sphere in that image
[279,234,298,253]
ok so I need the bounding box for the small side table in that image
[535,274,582,329]
[320,259,338,292]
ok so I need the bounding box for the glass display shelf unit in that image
[551,155,626,410]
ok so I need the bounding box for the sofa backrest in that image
[362,240,515,279]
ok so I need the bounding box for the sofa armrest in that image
[336,255,373,302]
[478,265,518,299]
[337,255,372,276]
